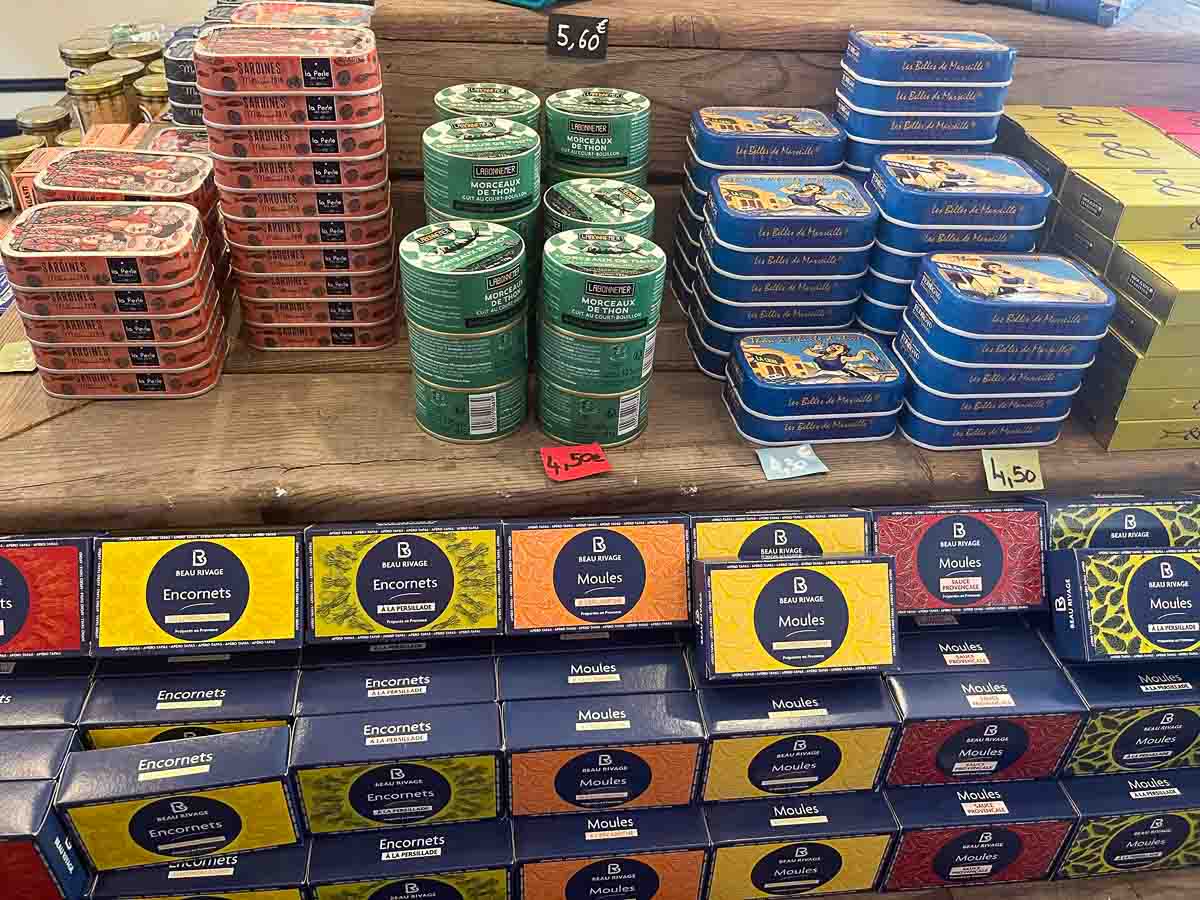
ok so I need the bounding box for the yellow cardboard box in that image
[1108,242,1200,325]
[1060,168,1200,241]
[1049,205,1114,275]
[1022,125,1200,191]
[998,106,1143,154]
[1109,289,1200,358]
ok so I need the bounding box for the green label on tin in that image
[400,221,526,332]
[538,323,656,394]
[409,315,529,389]
[539,377,651,446]
[547,166,649,189]
[414,374,528,442]
[544,178,655,239]
[542,229,666,335]
[425,203,540,248]
[545,88,651,170]
[423,117,541,215]
[435,83,541,128]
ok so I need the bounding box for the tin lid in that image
[690,107,846,169]
[435,82,541,120]
[15,105,71,131]
[913,253,1116,337]
[844,30,1016,84]
[869,153,1052,227]
[57,129,83,148]
[709,172,877,249]
[399,220,525,276]
[37,148,213,199]
[730,332,906,419]
[422,116,539,160]
[110,40,164,61]
[89,57,146,86]
[195,24,376,59]
[232,1,376,26]
[59,35,112,63]
[66,72,124,98]
[134,73,169,98]
[143,125,209,154]
[147,58,165,75]
[544,178,654,228]
[164,38,196,62]
[543,228,666,279]
[545,87,650,118]
[0,134,45,160]
[1,201,203,261]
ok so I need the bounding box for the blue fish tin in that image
[702,211,872,279]
[680,184,704,232]
[838,61,1011,114]
[858,293,906,334]
[894,311,1092,395]
[908,294,1102,365]
[874,212,1039,254]
[684,167,708,212]
[869,152,1053,227]
[697,273,858,330]
[845,134,995,171]
[707,172,878,252]
[724,377,900,446]
[914,251,1117,337]
[844,31,1017,85]
[896,349,1078,422]
[670,242,696,311]
[899,401,1066,450]
[857,313,899,338]
[836,93,1002,143]
[871,241,925,280]
[690,107,846,170]
[677,204,702,250]
[864,267,913,306]
[686,306,728,380]
[694,289,774,354]
[841,163,870,185]
[698,239,865,303]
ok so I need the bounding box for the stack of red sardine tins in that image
[195,10,397,351]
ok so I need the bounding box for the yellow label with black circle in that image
[692,515,869,561]
[314,869,510,900]
[707,835,892,898]
[86,720,290,749]
[156,892,301,900]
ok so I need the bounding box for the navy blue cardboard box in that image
[296,656,497,716]
[498,645,692,702]
[91,842,308,898]
[896,626,1059,674]
[2,780,92,900]
[0,675,89,729]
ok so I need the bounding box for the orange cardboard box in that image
[11,147,70,211]
[506,516,690,633]
[80,124,134,148]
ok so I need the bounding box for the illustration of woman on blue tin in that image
[698,108,840,136]
[935,254,1112,303]
[885,155,1047,194]
[857,31,1004,50]
[744,334,898,384]
[719,176,870,217]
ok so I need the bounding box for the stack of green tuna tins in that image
[433,82,542,130]
[544,87,652,188]
[538,228,667,447]
[542,177,656,242]
[399,220,529,443]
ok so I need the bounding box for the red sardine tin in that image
[218,179,390,218]
[240,294,396,325]
[213,148,388,189]
[0,538,89,658]
[21,276,218,345]
[233,263,395,298]
[245,317,397,349]
[194,25,381,94]
[230,2,376,27]
[12,258,214,317]
[200,85,385,127]
[207,117,387,160]
[32,313,226,372]
[34,149,215,214]
[1,202,207,289]
[229,235,393,273]
[223,207,392,247]
[38,340,229,399]
[140,126,211,155]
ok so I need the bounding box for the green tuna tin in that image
[539,320,657,394]
[544,87,651,171]
[547,164,649,188]
[426,200,541,250]
[413,371,528,443]
[542,228,666,335]
[409,313,528,389]
[538,375,652,447]
[543,177,655,241]
[399,220,526,332]
[434,82,542,129]
[422,116,541,216]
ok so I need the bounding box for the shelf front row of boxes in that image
[8,495,1200,898]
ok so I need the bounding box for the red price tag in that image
[540,443,612,482]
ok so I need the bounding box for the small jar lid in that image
[16,105,71,130]
[88,58,145,87]
[57,129,83,148]
[0,135,46,160]
[59,36,112,63]
[110,40,164,62]
[147,58,165,75]
[66,73,125,98]
[135,74,169,98]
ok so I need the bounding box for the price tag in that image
[541,443,613,482]
[547,13,610,60]
[982,448,1045,492]
[0,340,35,373]
[756,445,829,481]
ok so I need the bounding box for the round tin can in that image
[538,376,652,447]
[424,202,540,254]
[16,105,72,147]
[544,88,651,172]
[422,117,541,217]
[541,228,666,336]
[408,313,528,389]
[59,36,112,78]
[56,130,83,148]
[167,78,201,107]
[546,164,648,189]
[170,102,205,127]
[0,136,45,210]
[163,39,196,83]
[399,220,526,333]
[539,320,656,394]
[543,178,655,241]
[413,371,528,443]
[434,83,541,130]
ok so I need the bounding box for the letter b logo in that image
[980,832,993,843]
[794,739,807,751]
[599,754,612,766]
[170,801,188,814]
[775,529,788,546]
[593,536,607,553]
[391,768,405,780]
[1153,818,1165,829]
[1163,713,1176,725]
[985,725,998,737]
[608,863,621,875]
[793,576,808,594]
[406,885,420,896]
[192,549,207,567]
[1126,514,1138,530]
[1162,561,1176,579]
[397,541,411,559]
[954,522,966,538]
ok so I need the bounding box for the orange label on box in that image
[507,519,689,632]
[509,742,701,816]
[521,849,707,900]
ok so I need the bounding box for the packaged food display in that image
[206,116,386,159]
[200,84,385,127]
[689,107,846,171]
[194,26,381,94]
[434,82,541,129]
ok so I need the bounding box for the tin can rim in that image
[855,314,898,338]
[35,318,226,374]
[687,137,842,173]
[899,308,1096,370]
[912,292,1109,342]
[197,82,383,98]
[245,312,397,332]
[414,370,528,393]
[539,373,652,400]
[892,340,1084,400]
[408,313,526,340]
[422,117,540,161]
[542,319,657,344]
[233,259,394,279]
[896,419,1060,451]
[702,243,866,283]
[836,90,1005,119]
[722,385,897,446]
[227,229,393,253]
[399,222,526,278]
[219,177,389,197]
[704,206,874,254]
[840,59,1014,89]
[545,88,651,117]
[222,202,392,225]
[205,113,385,133]
[542,180,654,228]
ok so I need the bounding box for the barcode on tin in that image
[641,330,657,378]
[469,391,498,436]
[617,391,640,436]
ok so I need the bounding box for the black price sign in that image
[547,13,610,60]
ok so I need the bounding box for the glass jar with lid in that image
[16,105,72,147]
[0,135,46,212]
[58,36,111,78]
[57,129,83,148]
[110,41,164,69]
[89,58,146,125]
[147,58,165,76]
[66,73,130,130]
[134,75,170,124]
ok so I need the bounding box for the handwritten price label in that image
[756,445,830,481]
[547,13,610,60]
[982,449,1045,492]
[540,443,613,482]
